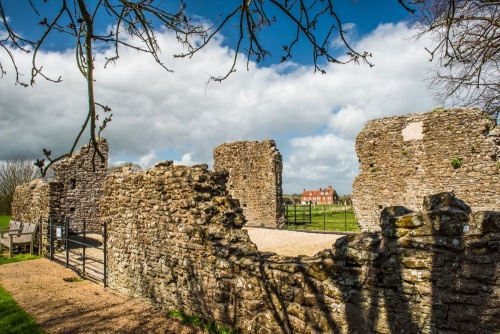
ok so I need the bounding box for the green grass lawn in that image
[0,254,41,266]
[285,205,359,232]
[0,216,11,228]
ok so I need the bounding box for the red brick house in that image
[301,186,339,204]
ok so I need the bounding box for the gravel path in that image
[244,227,345,256]
[0,258,204,334]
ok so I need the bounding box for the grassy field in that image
[0,216,11,228]
[285,204,359,232]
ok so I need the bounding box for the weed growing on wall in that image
[451,157,463,169]
[167,310,240,334]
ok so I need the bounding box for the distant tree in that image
[414,0,500,118]
[0,1,417,175]
[0,159,39,215]
[108,162,142,173]
[338,194,352,205]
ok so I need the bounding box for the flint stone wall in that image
[213,140,283,227]
[352,108,499,232]
[102,162,499,334]
[11,179,63,222]
[11,139,109,232]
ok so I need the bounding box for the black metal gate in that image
[284,203,312,227]
[41,216,107,286]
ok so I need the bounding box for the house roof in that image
[301,186,337,197]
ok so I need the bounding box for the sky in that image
[0,1,437,195]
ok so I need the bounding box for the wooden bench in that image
[0,220,22,234]
[0,220,23,243]
[0,222,38,258]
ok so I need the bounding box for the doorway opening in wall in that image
[41,216,107,286]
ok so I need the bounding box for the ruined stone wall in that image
[51,139,109,231]
[213,140,283,227]
[11,179,65,251]
[11,179,63,223]
[11,140,109,232]
[352,108,499,232]
[102,162,499,334]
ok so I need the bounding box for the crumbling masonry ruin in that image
[11,139,109,232]
[102,162,499,333]
[214,140,283,227]
[352,108,499,232]
[11,139,283,229]
[8,116,500,333]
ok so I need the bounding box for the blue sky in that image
[0,1,436,195]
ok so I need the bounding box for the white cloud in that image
[138,150,159,169]
[174,153,201,166]
[283,134,359,195]
[0,22,435,195]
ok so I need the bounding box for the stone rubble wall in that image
[11,179,64,252]
[11,179,63,223]
[213,140,283,227]
[52,139,109,231]
[11,140,109,233]
[102,161,499,334]
[352,108,499,232]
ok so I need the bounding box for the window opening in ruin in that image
[69,207,75,213]
[70,178,76,190]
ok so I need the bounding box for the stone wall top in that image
[352,107,499,232]
[103,156,500,334]
[11,140,109,231]
[213,140,283,227]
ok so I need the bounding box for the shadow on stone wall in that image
[102,164,499,334]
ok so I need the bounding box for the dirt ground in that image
[0,259,205,334]
[0,228,345,333]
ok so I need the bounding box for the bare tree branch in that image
[414,0,500,118]
[0,1,420,176]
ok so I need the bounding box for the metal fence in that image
[42,216,107,286]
